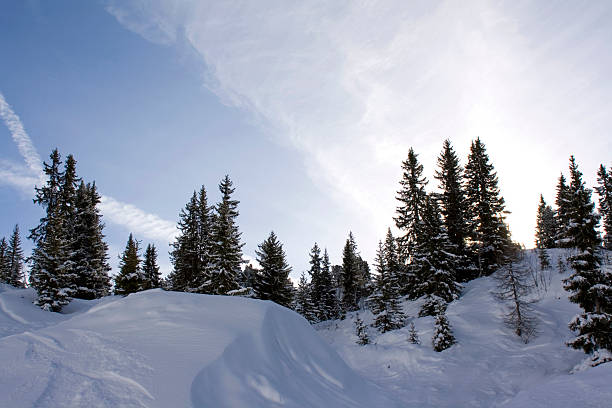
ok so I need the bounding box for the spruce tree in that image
[408,322,420,345]
[432,313,455,352]
[395,148,428,265]
[320,248,338,320]
[354,313,370,345]
[595,164,612,250]
[6,225,25,287]
[341,232,361,312]
[142,244,161,290]
[0,238,9,283]
[535,195,556,269]
[71,182,111,299]
[307,243,323,318]
[464,138,510,276]
[170,191,203,292]
[209,176,244,294]
[253,231,293,308]
[29,149,72,311]
[114,234,145,295]
[555,173,573,248]
[562,156,611,355]
[435,139,472,281]
[294,272,317,323]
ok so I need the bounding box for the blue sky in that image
[1,0,611,280]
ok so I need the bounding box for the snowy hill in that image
[1,249,611,407]
[0,287,397,407]
[316,249,612,407]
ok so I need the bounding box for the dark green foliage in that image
[432,313,455,352]
[240,263,258,290]
[535,195,557,249]
[71,182,111,299]
[435,139,472,282]
[341,232,364,312]
[320,248,339,320]
[253,231,293,308]
[395,148,428,265]
[354,314,370,345]
[555,173,573,248]
[294,272,317,323]
[419,295,447,317]
[307,243,323,318]
[0,238,9,283]
[209,176,244,294]
[170,186,213,293]
[369,231,405,333]
[114,234,145,296]
[408,322,420,345]
[3,225,24,287]
[596,164,612,250]
[464,138,511,276]
[142,244,161,290]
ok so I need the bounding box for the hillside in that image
[1,249,611,407]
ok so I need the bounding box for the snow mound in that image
[0,287,398,408]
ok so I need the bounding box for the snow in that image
[1,249,611,407]
[0,284,396,407]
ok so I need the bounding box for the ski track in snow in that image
[0,295,29,324]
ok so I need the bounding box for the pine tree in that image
[435,139,472,281]
[432,313,455,352]
[408,322,420,344]
[395,148,428,265]
[71,182,111,299]
[209,176,244,294]
[6,225,25,287]
[253,231,293,308]
[464,138,510,276]
[555,173,573,248]
[294,272,317,323]
[562,156,611,355]
[114,234,145,295]
[595,164,612,250]
[142,244,161,290]
[307,243,323,318]
[414,196,461,309]
[319,248,338,320]
[0,238,9,283]
[535,195,557,269]
[29,149,72,311]
[341,232,361,312]
[354,313,370,345]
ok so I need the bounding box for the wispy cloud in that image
[106,0,612,246]
[0,91,177,243]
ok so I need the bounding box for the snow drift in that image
[0,286,397,407]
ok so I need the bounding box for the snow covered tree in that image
[294,272,317,323]
[408,322,420,345]
[562,156,611,355]
[253,231,293,308]
[0,238,9,283]
[395,147,428,265]
[354,313,370,345]
[432,313,455,352]
[464,138,511,277]
[555,173,573,248]
[435,139,472,281]
[535,195,557,270]
[307,243,323,317]
[142,244,161,290]
[369,235,405,333]
[71,182,111,299]
[6,225,25,287]
[29,149,73,311]
[341,232,362,312]
[319,248,339,320]
[495,249,537,343]
[209,176,244,294]
[414,196,461,309]
[595,164,612,250]
[170,186,213,293]
[114,234,145,296]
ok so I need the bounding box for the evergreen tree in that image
[240,263,258,290]
[307,243,323,318]
[253,231,293,307]
[319,248,338,320]
[341,232,361,311]
[562,156,611,355]
[395,148,428,265]
[294,272,317,323]
[535,195,556,269]
[408,322,420,345]
[209,176,244,294]
[170,191,204,292]
[414,196,461,307]
[29,149,72,311]
[432,313,455,352]
[595,164,612,250]
[114,234,145,295]
[71,182,111,299]
[142,244,161,290]
[554,173,573,248]
[6,225,25,287]
[0,238,9,283]
[354,313,370,345]
[435,139,472,281]
[464,138,510,276]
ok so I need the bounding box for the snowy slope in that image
[0,286,398,408]
[317,249,612,407]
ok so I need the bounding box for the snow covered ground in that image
[1,249,611,407]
